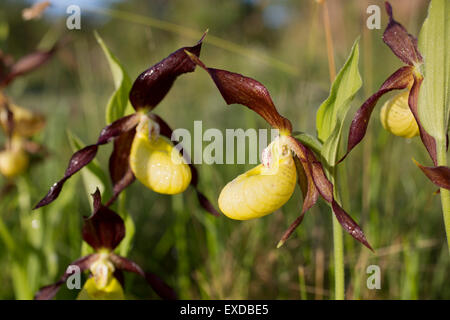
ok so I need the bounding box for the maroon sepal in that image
[339,66,414,163]
[34,254,98,300]
[34,113,140,209]
[383,2,423,66]
[413,160,450,190]
[106,128,137,206]
[408,74,437,165]
[0,42,59,88]
[149,113,220,216]
[82,189,125,251]
[129,33,206,111]
[186,53,292,133]
[287,136,373,251]
[109,253,177,300]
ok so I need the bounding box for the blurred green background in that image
[0,0,448,299]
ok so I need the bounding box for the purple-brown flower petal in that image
[106,128,137,206]
[82,189,125,251]
[340,66,414,162]
[408,74,438,165]
[287,136,373,251]
[383,2,423,66]
[0,43,58,88]
[109,253,177,300]
[186,53,292,133]
[149,113,220,216]
[35,254,98,300]
[34,113,140,209]
[129,34,206,111]
[413,159,450,190]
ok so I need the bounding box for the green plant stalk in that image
[329,166,345,300]
[332,213,345,299]
[437,140,450,251]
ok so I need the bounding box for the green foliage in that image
[418,0,450,144]
[94,31,134,124]
[316,39,362,166]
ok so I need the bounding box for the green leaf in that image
[67,130,112,206]
[316,39,362,166]
[94,31,134,124]
[418,0,449,144]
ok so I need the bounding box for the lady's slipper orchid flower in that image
[340,2,450,190]
[186,53,372,250]
[0,40,55,180]
[35,189,177,300]
[34,35,219,215]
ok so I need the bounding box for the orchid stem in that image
[332,213,345,299]
[320,0,344,300]
[437,140,450,251]
[331,166,345,300]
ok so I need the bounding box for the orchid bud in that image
[129,115,191,194]
[0,101,45,137]
[218,136,297,220]
[380,91,419,138]
[0,141,29,178]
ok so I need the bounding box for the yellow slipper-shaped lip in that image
[219,137,297,220]
[380,91,419,138]
[129,116,191,195]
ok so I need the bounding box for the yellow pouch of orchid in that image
[219,138,297,220]
[129,118,191,195]
[77,277,125,300]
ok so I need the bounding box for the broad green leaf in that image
[94,31,134,124]
[316,39,362,165]
[67,130,111,206]
[418,0,449,143]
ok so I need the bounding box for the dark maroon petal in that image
[186,53,292,133]
[109,254,177,300]
[1,43,58,87]
[106,128,137,207]
[413,160,450,190]
[277,152,320,248]
[408,74,438,165]
[196,191,220,216]
[33,145,98,209]
[331,200,373,251]
[295,155,319,214]
[150,113,219,216]
[340,66,414,163]
[35,254,97,300]
[287,136,373,251]
[97,113,140,144]
[277,211,306,249]
[82,189,125,251]
[105,168,135,208]
[129,34,205,111]
[383,2,422,66]
[34,114,140,209]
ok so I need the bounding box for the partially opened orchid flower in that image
[340,2,450,190]
[186,53,372,250]
[35,189,177,300]
[0,42,56,180]
[34,34,218,215]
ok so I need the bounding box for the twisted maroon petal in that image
[34,113,140,209]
